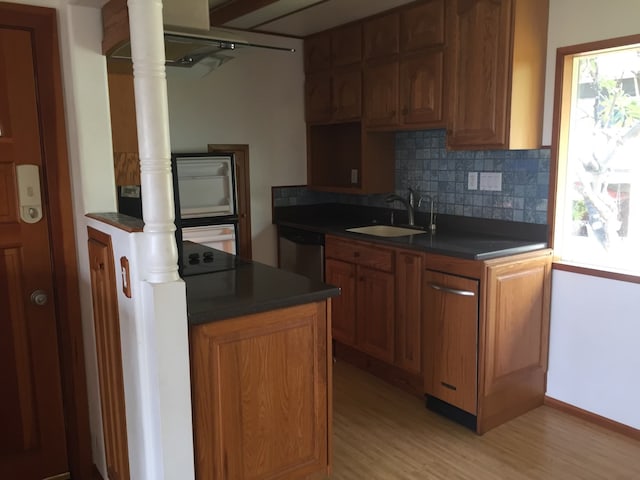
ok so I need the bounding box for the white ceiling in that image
[207,0,416,38]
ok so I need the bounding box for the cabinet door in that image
[304,32,330,73]
[400,0,445,52]
[400,50,445,126]
[424,270,479,414]
[479,254,551,433]
[363,13,399,59]
[363,60,399,127]
[331,23,362,67]
[395,251,423,375]
[447,0,511,148]
[190,302,329,479]
[325,258,357,345]
[357,266,395,363]
[305,71,332,123]
[332,67,362,121]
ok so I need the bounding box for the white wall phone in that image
[16,164,43,224]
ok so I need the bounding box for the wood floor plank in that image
[332,361,640,479]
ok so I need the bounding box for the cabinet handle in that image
[441,381,457,391]
[429,284,475,297]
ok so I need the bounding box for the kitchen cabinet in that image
[395,251,423,376]
[325,236,424,394]
[325,236,395,363]
[362,0,445,129]
[306,123,394,193]
[304,67,361,124]
[424,270,479,415]
[190,301,331,479]
[446,0,549,149]
[331,23,362,68]
[325,258,356,345]
[423,249,552,434]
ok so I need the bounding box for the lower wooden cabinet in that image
[190,301,331,480]
[422,249,552,434]
[325,236,423,393]
[395,251,423,376]
[356,266,395,363]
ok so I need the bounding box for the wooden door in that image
[325,258,357,345]
[447,0,511,148]
[356,266,395,363]
[363,60,399,127]
[400,50,445,126]
[424,270,479,414]
[395,251,423,375]
[0,24,69,480]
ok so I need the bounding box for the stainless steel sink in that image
[346,225,427,237]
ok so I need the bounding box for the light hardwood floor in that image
[331,361,640,479]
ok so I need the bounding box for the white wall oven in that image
[171,152,239,273]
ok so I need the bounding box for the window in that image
[552,37,640,276]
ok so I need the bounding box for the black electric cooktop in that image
[181,241,245,277]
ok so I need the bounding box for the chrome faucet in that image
[423,194,437,233]
[385,188,417,226]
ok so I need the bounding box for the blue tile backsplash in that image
[273,129,550,224]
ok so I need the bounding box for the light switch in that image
[479,172,502,191]
[468,172,478,190]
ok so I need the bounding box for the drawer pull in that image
[430,284,475,297]
[441,381,457,391]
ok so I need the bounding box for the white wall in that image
[166,33,306,266]
[544,0,640,429]
[547,271,640,429]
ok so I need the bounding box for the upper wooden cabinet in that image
[331,24,362,67]
[305,68,361,123]
[446,0,549,149]
[362,0,446,130]
[400,0,445,51]
[364,13,399,60]
[304,33,331,73]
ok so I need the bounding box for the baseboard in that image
[93,464,105,480]
[544,396,640,441]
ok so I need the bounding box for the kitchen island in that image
[184,247,338,480]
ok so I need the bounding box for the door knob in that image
[30,289,48,306]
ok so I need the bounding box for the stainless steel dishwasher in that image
[277,226,325,282]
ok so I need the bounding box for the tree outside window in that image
[556,45,640,274]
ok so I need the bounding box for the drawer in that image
[326,236,394,272]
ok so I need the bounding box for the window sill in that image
[552,260,640,285]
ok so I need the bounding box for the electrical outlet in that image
[468,172,478,190]
[479,172,502,191]
[350,169,358,184]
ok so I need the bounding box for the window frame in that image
[549,33,640,284]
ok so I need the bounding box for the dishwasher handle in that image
[429,283,476,297]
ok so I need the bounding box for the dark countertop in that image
[184,250,339,326]
[274,204,549,260]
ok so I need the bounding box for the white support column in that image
[128,0,179,283]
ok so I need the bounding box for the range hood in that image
[108,0,295,68]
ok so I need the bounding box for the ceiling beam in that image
[209,0,280,26]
